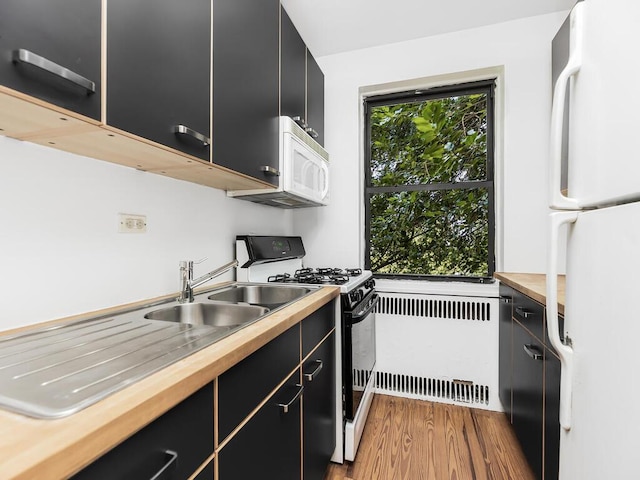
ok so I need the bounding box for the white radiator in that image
[370,292,500,411]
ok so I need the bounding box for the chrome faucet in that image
[178,259,238,303]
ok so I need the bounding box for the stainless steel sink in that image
[144,302,269,327]
[207,285,312,308]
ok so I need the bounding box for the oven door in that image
[343,291,378,461]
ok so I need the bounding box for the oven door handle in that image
[348,293,379,325]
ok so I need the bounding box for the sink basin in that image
[144,302,269,327]
[207,285,312,308]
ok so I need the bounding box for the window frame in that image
[363,80,496,283]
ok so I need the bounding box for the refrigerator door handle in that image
[547,211,578,431]
[549,3,584,210]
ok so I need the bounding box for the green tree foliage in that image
[368,93,490,277]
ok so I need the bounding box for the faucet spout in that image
[178,259,238,303]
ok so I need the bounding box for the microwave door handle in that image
[320,160,329,198]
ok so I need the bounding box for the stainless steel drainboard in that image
[0,317,234,418]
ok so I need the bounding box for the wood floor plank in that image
[324,394,535,480]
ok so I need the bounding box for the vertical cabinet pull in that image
[172,125,210,146]
[149,450,178,480]
[277,384,304,414]
[12,49,96,93]
[523,344,543,361]
[303,360,323,381]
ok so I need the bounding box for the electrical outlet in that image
[118,213,147,233]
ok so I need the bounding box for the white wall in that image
[294,12,567,274]
[0,136,292,330]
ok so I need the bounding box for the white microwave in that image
[227,116,330,208]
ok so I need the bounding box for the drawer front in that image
[511,289,545,344]
[302,301,334,358]
[218,323,300,441]
[72,383,214,480]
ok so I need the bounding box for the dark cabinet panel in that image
[512,290,545,344]
[0,0,101,119]
[303,331,336,480]
[512,319,544,480]
[280,7,306,121]
[194,459,214,480]
[218,323,300,441]
[218,371,302,480]
[302,302,334,358]
[499,285,513,419]
[306,52,325,146]
[545,350,561,480]
[72,383,214,480]
[212,0,280,185]
[107,0,211,160]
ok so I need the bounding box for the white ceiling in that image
[280,0,576,57]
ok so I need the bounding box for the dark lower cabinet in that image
[72,383,214,480]
[218,371,302,480]
[107,0,211,160]
[512,319,545,480]
[498,285,513,418]
[545,350,561,480]
[0,0,101,120]
[303,331,336,480]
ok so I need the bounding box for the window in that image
[364,80,495,281]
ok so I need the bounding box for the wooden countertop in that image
[0,285,340,480]
[494,272,566,315]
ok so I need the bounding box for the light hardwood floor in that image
[325,394,535,480]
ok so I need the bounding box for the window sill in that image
[375,278,500,298]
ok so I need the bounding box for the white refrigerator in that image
[547,1,640,479]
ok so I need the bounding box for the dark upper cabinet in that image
[107,0,211,161]
[212,0,280,185]
[306,52,325,146]
[280,7,306,122]
[0,0,101,120]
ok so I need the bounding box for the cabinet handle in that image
[500,296,512,304]
[12,49,96,94]
[260,165,281,176]
[523,344,543,361]
[172,125,210,147]
[515,306,534,319]
[292,116,308,129]
[149,450,178,480]
[277,384,304,413]
[304,359,323,381]
[304,127,319,139]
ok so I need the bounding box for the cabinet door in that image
[306,52,325,146]
[212,0,280,185]
[512,320,544,480]
[107,0,211,160]
[0,0,101,119]
[218,370,302,480]
[218,323,300,442]
[544,350,561,480]
[498,285,513,419]
[280,6,306,122]
[303,331,336,480]
[72,383,214,480]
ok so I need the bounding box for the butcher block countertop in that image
[494,272,566,315]
[0,285,340,480]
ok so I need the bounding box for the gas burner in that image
[267,273,292,283]
[295,268,314,276]
[317,267,344,275]
[296,272,323,284]
[346,268,362,276]
[326,274,349,285]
